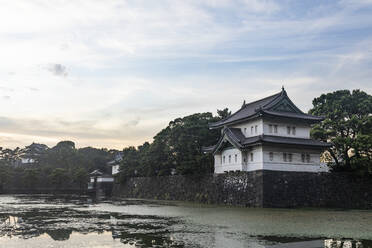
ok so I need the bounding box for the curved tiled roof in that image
[210,89,323,128]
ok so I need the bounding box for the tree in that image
[50,168,70,189]
[73,167,88,192]
[217,108,231,119]
[23,168,39,188]
[119,111,229,178]
[309,89,372,175]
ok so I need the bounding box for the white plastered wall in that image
[262,119,311,139]
[214,148,243,173]
[262,145,328,172]
[246,146,264,171]
[232,119,263,138]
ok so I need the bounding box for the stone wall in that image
[113,170,372,209]
[114,171,264,207]
[263,171,372,209]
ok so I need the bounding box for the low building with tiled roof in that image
[204,87,331,174]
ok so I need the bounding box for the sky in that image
[0,0,372,149]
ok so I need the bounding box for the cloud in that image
[47,64,68,77]
[0,1,371,149]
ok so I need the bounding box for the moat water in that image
[0,195,371,248]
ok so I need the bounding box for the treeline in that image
[117,109,231,181]
[0,141,118,192]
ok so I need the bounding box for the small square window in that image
[269,152,274,161]
[274,125,278,133]
[269,124,273,133]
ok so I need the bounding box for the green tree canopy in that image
[119,110,229,179]
[309,89,372,175]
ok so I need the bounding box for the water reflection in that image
[0,195,371,248]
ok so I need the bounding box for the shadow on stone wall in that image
[114,171,372,209]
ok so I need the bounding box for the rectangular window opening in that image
[269,152,274,161]
[235,154,237,163]
[283,153,287,162]
[250,153,253,162]
[288,153,292,162]
[274,125,278,133]
[292,126,296,135]
[255,125,258,134]
[287,126,291,135]
[269,124,273,133]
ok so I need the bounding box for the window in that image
[229,155,231,163]
[283,153,287,162]
[251,126,254,134]
[235,154,237,163]
[244,128,247,134]
[250,153,254,161]
[292,126,296,135]
[269,152,274,161]
[255,125,258,134]
[301,153,305,162]
[269,124,273,133]
[306,154,310,163]
[223,156,225,164]
[274,125,278,133]
[288,153,293,162]
[287,126,291,134]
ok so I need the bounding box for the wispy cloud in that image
[0,0,371,149]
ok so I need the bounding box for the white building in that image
[205,88,331,174]
[107,152,123,175]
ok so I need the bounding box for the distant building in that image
[107,152,123,175]
[87,170,114,197]
[204,87,331,173]
[17,143,49,166]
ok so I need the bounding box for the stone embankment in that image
[113,170,372,209]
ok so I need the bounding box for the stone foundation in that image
[113,170,372,209]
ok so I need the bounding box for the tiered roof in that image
[210,88,323,129]
[203,127,331,154]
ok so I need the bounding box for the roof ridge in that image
[211,91,281,127]
[243,91,281,108]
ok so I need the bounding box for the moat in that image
[0,195,371,248]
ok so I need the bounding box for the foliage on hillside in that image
[309,89,372,176]
[118,110,230,180]
[0,141,119,191]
